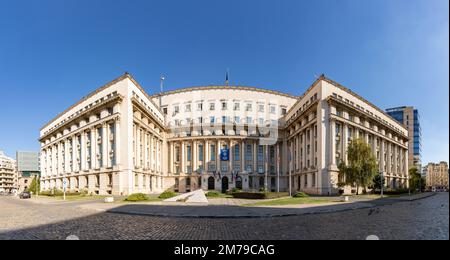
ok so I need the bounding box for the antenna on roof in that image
[225,68,229,86]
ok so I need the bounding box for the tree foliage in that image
[338,138,378,195]
[409,167,423,192]
[28,176,40,194]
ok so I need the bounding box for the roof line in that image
[151,85,298,99]
[320,76,409,132]
[40,72,164,131]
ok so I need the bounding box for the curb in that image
[103,193,438,219]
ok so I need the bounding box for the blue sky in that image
[0,0,448,164]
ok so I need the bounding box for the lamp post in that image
[380,171,384,198]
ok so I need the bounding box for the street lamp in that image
[380,171,384,198]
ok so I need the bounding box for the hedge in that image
[205,191,221,197]
[293,192,309,198]
[158,190,177,199]
[125,193,150,202]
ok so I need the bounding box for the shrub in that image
[158,190,177,199]
[232,192,267,199]
[206,191,221,197]
[374,188,410,195]
[125,193,150,202]
[293,192,309,198]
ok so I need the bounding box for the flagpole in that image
[277,143,280,193]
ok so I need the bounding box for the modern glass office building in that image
[16,151,40,192]
[386,106,422,169]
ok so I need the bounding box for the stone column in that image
[136,125,141,168]
[169,141,174,173]
[241,140,245,172]
[157,139,161,174]
[295,135,299,170]
[114,119,120,167]
[72,136,77,172]
[193,140,197,173]
[253,141,258,173]
[330,120,336,166]
[102,123,108,168]
[216,139,221,172]
[380,140,385,173]
[343,124,348,164]
[229,140,233,173]
[205,140,209,172]
[303,130,307,169]
[151,135,155,171]
[63,140,68,173]
[181,141,185,173]
[81,132,87,171]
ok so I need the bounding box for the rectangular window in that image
[198,144,204,161]
[210,116,215,123]
[185,104,191,112]
[234,116,240,123]
[270,105,276,114]
[258,104,265,112]
[197,103,203,111]
[222,101,227,110]
[209,103,215,111]
[246,103,252,111]
[187,146,191,161]
[234,145,240,162]
[247,117,253,124]
[175,147,180,162]
[234,102,240,111]
[258,146,264,162]
[210,145,216,161]
[246,144,252,161]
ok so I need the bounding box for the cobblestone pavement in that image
[0,193,447,240]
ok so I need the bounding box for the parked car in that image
[19,191,31,199]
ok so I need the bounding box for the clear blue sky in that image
[0,0,448,164]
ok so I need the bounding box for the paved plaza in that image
[0,193,448,240]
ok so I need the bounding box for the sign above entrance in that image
[220,148,229,161]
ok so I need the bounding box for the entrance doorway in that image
[221,176,229,193]
[208,177,215,190]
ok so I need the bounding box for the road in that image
[0,193,448,240]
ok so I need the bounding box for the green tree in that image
[28,176,40,194]
[409,167,422,192]
[338,138,378,195]
[372,173,385,191]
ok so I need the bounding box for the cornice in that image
[151,85,298,100]
[41,72,163,132]
[39,95,123,142]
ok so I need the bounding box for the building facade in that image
[17,151,40,193]
[386,106,421,170]
[425,162,449,190]
[39,73,409,196]
[0,150,18,193]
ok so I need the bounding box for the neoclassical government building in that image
[39,73,409,196]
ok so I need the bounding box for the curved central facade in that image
[153,86,297,193]
[39,73,410,196]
